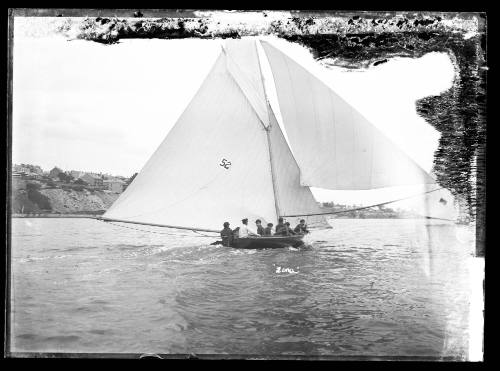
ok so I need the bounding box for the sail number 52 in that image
[219,158,232,169]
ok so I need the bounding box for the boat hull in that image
[231,235,304,249]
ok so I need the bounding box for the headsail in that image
[260,40,436,190]
[266,104,330,228]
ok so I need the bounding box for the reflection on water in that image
[9,218,475,358]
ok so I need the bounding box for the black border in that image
[3,7,488,363]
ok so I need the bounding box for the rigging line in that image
[96,218,180,236]
[282,187,446,217]
[192,230,221,238]
[100,220,191,236]
[420,215,456,222]
[97,216,220,233]
[100,220,217,238]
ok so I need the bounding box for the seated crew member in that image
[283,222,297,236]
[255,219,265,236]
[274,217,286,235]
[232,226,240,239]
[220,222,234,247]
[294,219,309,235]
[263,223,273,236]
[239,218,260,238]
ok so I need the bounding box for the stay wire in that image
[282,187,448,218]
[98,219,219,238]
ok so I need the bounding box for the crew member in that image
[255,219,265,236]
[239,218,260,238]
[294,219,309,235]
[274,217,286,235]
[220,222,234,247]
[283,222,297,236]
[263,223,273,236]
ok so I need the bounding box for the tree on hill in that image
[26,182,41,191]
[57,172,74,183]
[74,178,88,186]
[26,182,51,210]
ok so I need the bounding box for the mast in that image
[255,40,281,220]
[265,111,281,220]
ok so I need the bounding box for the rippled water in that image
[9,218,476,358]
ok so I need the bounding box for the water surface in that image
[9,218,475,358]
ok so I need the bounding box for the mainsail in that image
[103,39,327,231]
[260,40,437,190]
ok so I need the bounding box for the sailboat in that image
[99,38,438,249]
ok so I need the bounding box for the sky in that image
[12,24,456,209]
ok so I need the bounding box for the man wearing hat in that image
[220,222,234,247]
[239,218,260,238]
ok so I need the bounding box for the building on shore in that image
[80,173,104,187]
[70,170,86,179]
[49,166,64,179]
[103,178,125,193]
[13,164,43,174]
[12,164,43,179]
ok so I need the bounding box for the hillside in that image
[11,178,119,214]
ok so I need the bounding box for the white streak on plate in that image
[468,257,484,361]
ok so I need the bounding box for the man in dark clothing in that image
[220,222,234,247]
[283,222,297,236]
[294,219,309,235]
[255,219,265,236]
[274,217,286,235]
[263,223,273,236]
